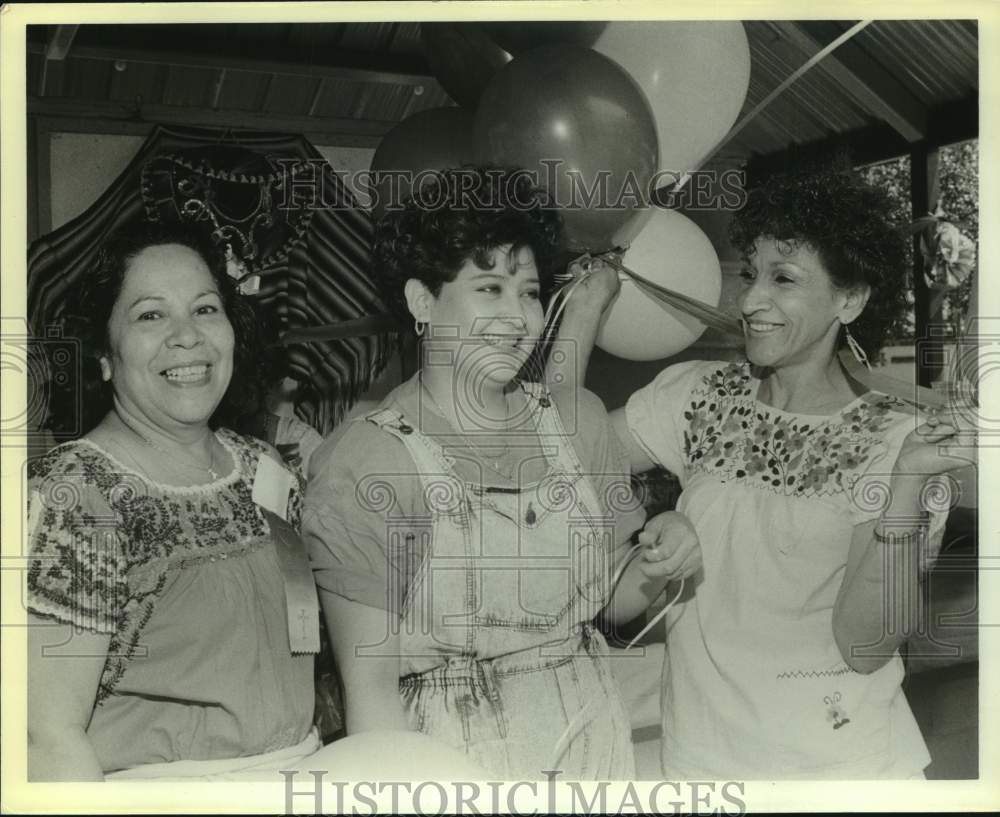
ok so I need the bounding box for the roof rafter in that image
[28,96,394,149]
[775,21,928,142]
[45,25,80,60]
[26,41,436,88]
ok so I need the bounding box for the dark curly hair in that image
[372,167,564,326]
[728,168,909,361]
[68,219,277,434]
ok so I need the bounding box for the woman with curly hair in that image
[302,167,699,779]
[559,168,976,778]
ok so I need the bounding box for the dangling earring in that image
[414,319,426,337]
[843,323,871,372]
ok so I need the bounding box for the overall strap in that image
[364,408,460,490]
[519,382,587,480]
[519,383,607,525]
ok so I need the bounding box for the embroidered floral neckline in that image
[27,432,298,704]
[72,430,244,495]
[686,362,902,498]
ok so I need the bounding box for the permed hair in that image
[69,219,276,433]
[728,168,909,360]
[372,167,564,326]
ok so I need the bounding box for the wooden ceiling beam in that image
[744,95,976,180]
[209,69,227,111]
[307,79,327,117]
[38,25,81,98]
[776,21,928,142]
[28,95,394,148]
[26,40,435,87]
[45,25,80,60]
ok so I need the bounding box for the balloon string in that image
[603,542,686,649]
[521,263,595,385]
[547,700,601,774]
[558,253,948,413]
[626,578,686,650]
[543,270,589,344]
[546,538,666,773]
[609,542,645,597]
[671,19,873,192]
[603,255,743,336]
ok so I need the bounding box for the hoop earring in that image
[843,323,871,372]
[414,319,426,337]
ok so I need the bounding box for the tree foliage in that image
[858,139,978,340]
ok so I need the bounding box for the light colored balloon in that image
[291,730,493,780]
[597,207,722,361]
[594,21,750,181]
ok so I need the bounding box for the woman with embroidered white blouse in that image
[557,169,977,779]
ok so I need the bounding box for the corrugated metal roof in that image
[26,19,977,159]
[215,72,269,112]
[857,20,977,105]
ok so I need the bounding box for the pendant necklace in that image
[419,375,518,483]
[420,375,543,526]
[118,416,221,482]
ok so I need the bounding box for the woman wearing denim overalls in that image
[303,168,701,779]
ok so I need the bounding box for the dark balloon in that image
[474,45,658,253]
[479,21,608,53]
[420,23,513,108]
[369,107,476,219]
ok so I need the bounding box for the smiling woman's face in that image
[420,243,545,389]
[737,238,854,371]
[101,243,235,433]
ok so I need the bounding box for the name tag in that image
[252,454,295,521]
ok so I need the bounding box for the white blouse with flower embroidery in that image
[626,360,946,779]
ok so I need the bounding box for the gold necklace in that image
[118,416,221,481]
[418,376,547,525]
[419,375,518,482]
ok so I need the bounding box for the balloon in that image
[369,107,475,219]
[474,45,658,254]
[291,730,493,779]
[420,24,512,108]
[479,21,608,53]
[594,22,750,184]
[597,208,722,361]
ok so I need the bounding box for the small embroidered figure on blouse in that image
[824,692,851,730]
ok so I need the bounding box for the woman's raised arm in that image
[544,260,621,394]
[833,404,977,673]
[610,408,657,474]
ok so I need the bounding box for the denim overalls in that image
[365,382,635,779]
